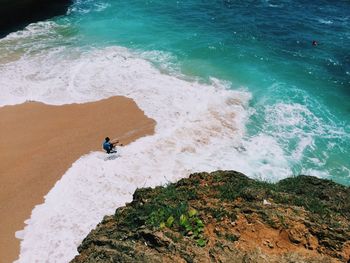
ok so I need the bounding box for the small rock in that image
[264,240,274,248]
[263,199,271,205]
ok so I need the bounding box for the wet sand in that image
[0,96,155,263]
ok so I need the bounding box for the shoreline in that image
[0,96,155,263]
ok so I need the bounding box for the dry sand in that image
[0,96,155,263]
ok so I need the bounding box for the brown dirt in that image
[232,213,329,260]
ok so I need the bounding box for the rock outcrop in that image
[71,171,350,263]
[0,0,72,37]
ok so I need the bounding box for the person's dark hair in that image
[105,137,110,142]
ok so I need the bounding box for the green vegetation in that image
[155,207,206,247]
[205,207,237,222]
[121,182,197,229]
[178,209,206,247]
[225,233,239,242]
[217,173,350,220]
[120,181,206,247]
[146,202,188,228]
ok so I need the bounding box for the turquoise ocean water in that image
[1,0,350,184]
[3,1,350,259]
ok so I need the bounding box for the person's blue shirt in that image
[103,140,111,151]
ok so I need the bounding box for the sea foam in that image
[0,21,321,262]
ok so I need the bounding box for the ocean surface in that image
[0,0,349,261]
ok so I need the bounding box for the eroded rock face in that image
[71,171,350,263]
[0,0,72,37]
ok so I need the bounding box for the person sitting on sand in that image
[103,137,119,154]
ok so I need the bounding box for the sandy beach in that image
[0,96,155,263]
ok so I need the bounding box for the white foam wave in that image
[0,45,261,262]
[257,97,350,178]
[0,21,76,65]
[68,0,110,15]
[3,21,59,40]
[262,0,283,8]
[318,19,333,25]
[1,40,298,261]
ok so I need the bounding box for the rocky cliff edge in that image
[71,171,350,263]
